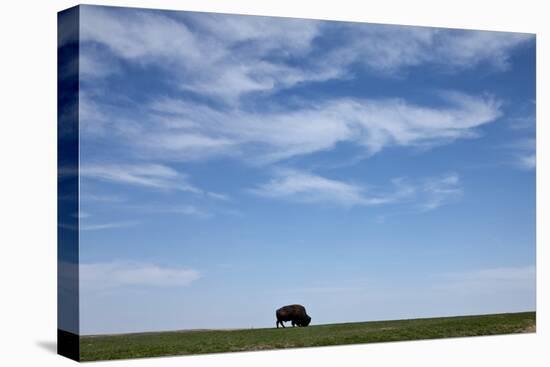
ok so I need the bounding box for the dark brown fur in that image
[276,304,311,328]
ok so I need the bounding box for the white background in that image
[0,0,546,366]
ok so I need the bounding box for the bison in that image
[276,304,311,328]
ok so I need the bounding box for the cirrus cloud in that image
[80,261,201,291]
[250,169,461,211]
[80,163,201,193]
[133,92,502,164]
[80,6,533,104]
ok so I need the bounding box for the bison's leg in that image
[291,321,296,327]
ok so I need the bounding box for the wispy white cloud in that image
[79,163,201,193]
[503,107,536,170]
[80,193,126,203]
[79,162,230,201]
[507,115,535,131]
[514,138,536,170]
[206,192,230,201]
[162,205,208,216]
[139,131,238,161]
[434,30,533,71]
[321,25,532,76]
[80,7,532,104]
[250,169,415,207]
[80,7,330,104]
[80,261,201,290]
[250,170,366,206]
[131,204,211,218]
[251,170,463,211]
[117,92,501,165]
[500,137,536,170]
[421,173,463,211]
[185,12,320,53]
[519,153,536,170]
[81,7,204,64]
[79,48,120,79]
[79,221,138,231]
[59,221,138,231]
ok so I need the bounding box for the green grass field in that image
[80,311,535,361]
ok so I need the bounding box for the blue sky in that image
[75,5,535,334]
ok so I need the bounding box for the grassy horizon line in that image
[79,311,535,361]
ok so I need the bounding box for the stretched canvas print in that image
[58,4,536,362]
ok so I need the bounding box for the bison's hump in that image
[277,304,306,312]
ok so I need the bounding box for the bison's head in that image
[302,315,311,326]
